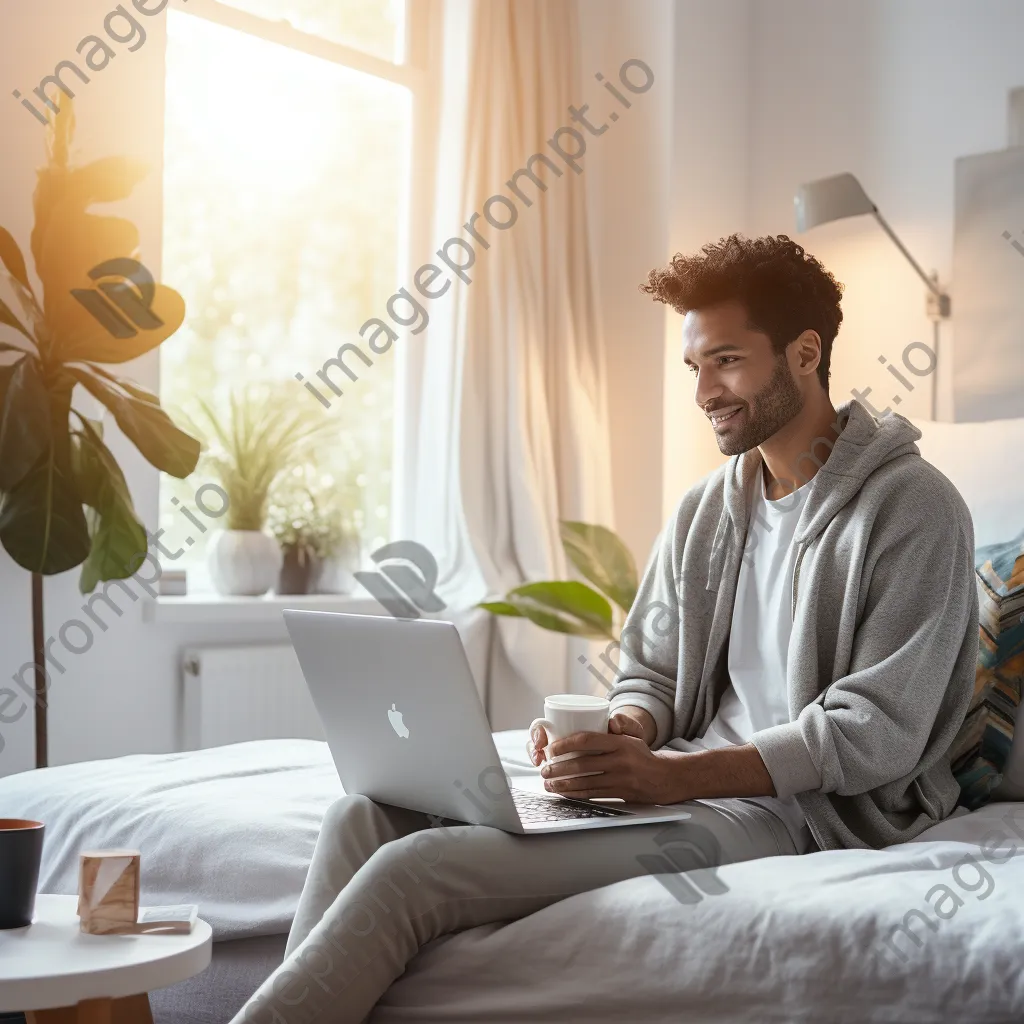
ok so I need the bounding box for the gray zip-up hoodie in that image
[609,398,979,851]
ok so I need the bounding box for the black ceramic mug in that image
[0,819,44,929]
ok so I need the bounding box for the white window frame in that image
[165,0,444,543]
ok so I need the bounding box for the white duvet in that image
[372,804,1024,1023]
[3,739,1024,1022]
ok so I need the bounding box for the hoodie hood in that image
[706,398,923,590]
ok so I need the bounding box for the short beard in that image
[715,355,805,456]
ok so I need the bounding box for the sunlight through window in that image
[159,7,411,586]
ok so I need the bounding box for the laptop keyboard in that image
[513,790,631,823]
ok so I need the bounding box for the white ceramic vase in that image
[207,530,283,597]
[313,536,362,595]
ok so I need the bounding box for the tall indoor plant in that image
[0,101,199,768]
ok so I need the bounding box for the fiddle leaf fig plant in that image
[479,521,639,640]
[0,98,200,592]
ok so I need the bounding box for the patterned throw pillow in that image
[951,530,1024,809]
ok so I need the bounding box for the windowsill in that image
[143,592,383,625]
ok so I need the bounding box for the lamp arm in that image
[871,209,945,298]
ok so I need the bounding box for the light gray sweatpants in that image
[233,793,800,1024]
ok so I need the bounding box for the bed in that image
[2,733,1024,1023]
[4,415,1024,1022]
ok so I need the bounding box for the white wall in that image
[747,0,1024,427]
[579,0,675,564]
[663,0,1024,512]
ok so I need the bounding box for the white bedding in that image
[372,803,1024,1023]
[0,733,534,941]
[4,740,1024,1022]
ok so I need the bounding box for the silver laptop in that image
[283,610,690,834]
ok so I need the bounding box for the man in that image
[234,235,978,1024]
[531,232,978,853]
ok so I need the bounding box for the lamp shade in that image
[794,172,877,232]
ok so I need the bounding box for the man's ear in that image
[793,329,822,379]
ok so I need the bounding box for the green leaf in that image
[0,447,91,575]
[66,366,200,478]
[82,363,160,405]
[0,295,33,342]
[0,226,32,292]
[505,580,616,639]
[71,420,147,593]
[477,600,525,617]
[559,520,639,613]
[0,356,51,491]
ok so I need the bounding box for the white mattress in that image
[4,739,1023,1022]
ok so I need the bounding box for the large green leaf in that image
[71,419,147,593]
[0,447,90,575]
[67,366,200,478]
[477,600,524,617]
[504,580,616,639]
[559,520,639,613]
[64,157,150,210]
[54,260,187,365]
[83,363,160,405]
[0,356,51,491]
[0,226,31,292]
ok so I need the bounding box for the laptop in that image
[283,610,691,834]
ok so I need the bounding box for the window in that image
[158,0,431,587]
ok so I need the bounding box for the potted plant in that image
[267,489,322,596]
[0,100,200,767]
[185,387,335,596]
[267,470,361,595]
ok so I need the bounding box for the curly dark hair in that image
[639,234,844,390]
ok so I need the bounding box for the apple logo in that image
[388,703,410,739]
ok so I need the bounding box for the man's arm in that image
[539,729,776,804]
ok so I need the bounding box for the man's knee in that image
[321,793,373,833]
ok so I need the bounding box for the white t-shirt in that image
[673,463,813,851]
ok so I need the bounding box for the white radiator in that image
[181,644,324,749]
[179,610,493,749]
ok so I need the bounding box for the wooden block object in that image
[77,850,141,935]
[27,994,154,1024]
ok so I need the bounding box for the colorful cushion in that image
[951,530,1024,808]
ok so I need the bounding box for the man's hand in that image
[529,729,779,805]
[536,730,689,804]
[526,706,657,767]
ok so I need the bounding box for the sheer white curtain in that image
[397,0,614,722]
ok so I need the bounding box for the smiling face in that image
[683,300,806,456]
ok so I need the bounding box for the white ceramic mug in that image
[530,694,610,776]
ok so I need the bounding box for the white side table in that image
[0,895,212,1023]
